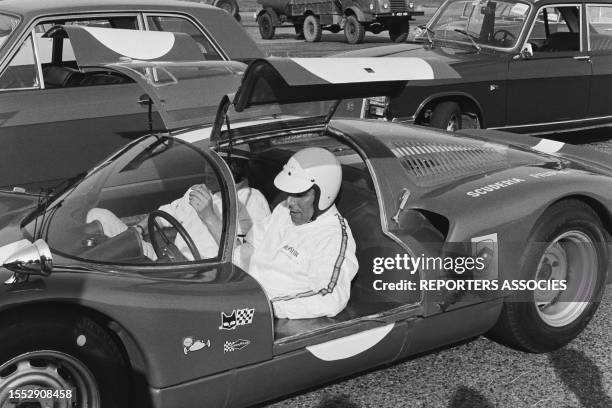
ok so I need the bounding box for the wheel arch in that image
[539,194,612,242]
[257,8,281,25]
[344,7,365,20]
[0,301,148,391]
[414,92,484,127]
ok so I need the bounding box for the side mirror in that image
[514,43,533,60]
[2,239,53,277]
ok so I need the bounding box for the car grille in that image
[390,141,507,187]
[390,0,408,12]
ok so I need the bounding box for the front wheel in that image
[487,199,608,352]
[344,15,365,44]
[430,101,462,131]
[303,15,322,42]
[0,312,129,407]
[215,0,240,20]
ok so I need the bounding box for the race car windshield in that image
[425,0,530,49]
[0,13,19,50]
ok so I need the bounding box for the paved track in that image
[236,13,612,407]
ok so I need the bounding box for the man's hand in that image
[189,184,214,217]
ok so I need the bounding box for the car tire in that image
[0,311,129,408]
[389,21,409,43]
[258,12,276,40]
[215,0,240,21]
[303,15,322,42]
[487,199,608,352]
[430,101,462,131]
[294,24,305,39]
[344,15,365,44]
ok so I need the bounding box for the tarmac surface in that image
[237,9,612,408]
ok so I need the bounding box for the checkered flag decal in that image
[236,308,254,326]
[224,339,250,353]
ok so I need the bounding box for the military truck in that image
[256,0,424,44]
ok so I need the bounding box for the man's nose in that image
[287,196,297,208]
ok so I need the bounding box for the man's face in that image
[287,188,316,225]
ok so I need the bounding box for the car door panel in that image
[507,55,591,126]
[0,83,159,190]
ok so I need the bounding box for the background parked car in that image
[0,0,262,191]
[340,0,612,135]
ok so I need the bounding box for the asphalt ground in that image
[235,8,612,408]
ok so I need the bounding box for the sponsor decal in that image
[282,245,299,258]
[183,336,211,355]
[466,178,525,197]
[224,339,250,353]
[219,308,254,330]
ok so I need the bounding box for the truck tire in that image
[344,15,365,44]
[487,199,608,352]
[430,101,462,131]
[258,12,276,40]
[389,21,409,43]
[303,15,322,42]
[215,0,240,21]
[0,312,130,408]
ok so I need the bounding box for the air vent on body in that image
[390,141,507,187]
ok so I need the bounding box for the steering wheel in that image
[492,29,516,45]
[147,210,201,261]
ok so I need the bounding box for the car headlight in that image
[370,2,375,10]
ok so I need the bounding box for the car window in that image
[35,17,139,65]
[0,34,39,89]
[43,137,228,265]
[527,5,581,52]
[146,15,223,60]
[426,0,530,48]
[587,5,612,50]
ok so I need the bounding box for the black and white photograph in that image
[0,0,610,407]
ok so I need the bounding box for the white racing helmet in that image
[274,147,342,211]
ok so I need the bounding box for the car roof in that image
[0,0,217,18]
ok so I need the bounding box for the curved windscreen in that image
[27,136,229,265]
[423,0,531,48]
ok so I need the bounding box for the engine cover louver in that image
[390,141,507,187]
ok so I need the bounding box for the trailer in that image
[256,0,424,44]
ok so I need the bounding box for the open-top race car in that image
[0,57,610,407]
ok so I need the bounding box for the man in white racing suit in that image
[194,147,358,319]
